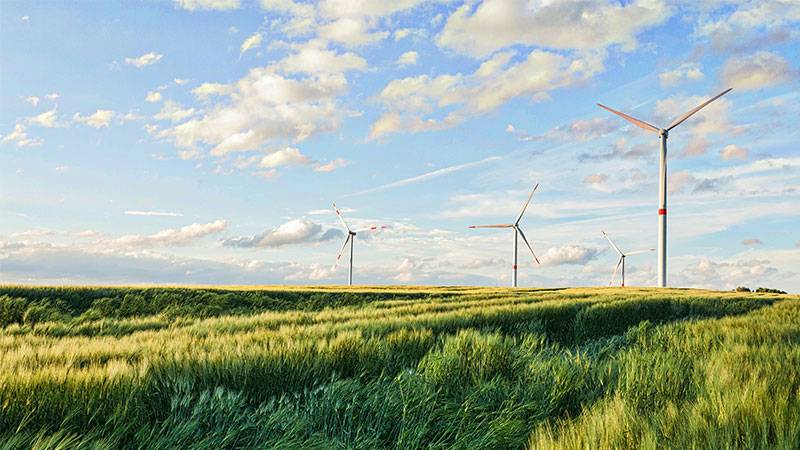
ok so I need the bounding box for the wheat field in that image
[0,285,798,449]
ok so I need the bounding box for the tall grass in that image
[0,286,797,448]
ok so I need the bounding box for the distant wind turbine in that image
[469,184,541,287]
[332,203,386,286]
[602,231,654,287]
[597,88,732,287]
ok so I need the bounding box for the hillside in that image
[1,286,798,449]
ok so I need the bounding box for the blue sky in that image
[1,0,798,291]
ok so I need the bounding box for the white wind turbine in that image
[331,203,386,286]
[469,184,541,287]
[602,231,654,287]
[597,88,732,287]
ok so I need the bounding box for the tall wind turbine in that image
[469,184,541,287]
[332,203,386,286]
[602,231,654,287]
[597,88,732,287]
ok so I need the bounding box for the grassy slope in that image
[0,286,798,449]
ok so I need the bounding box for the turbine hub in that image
[659,129,668,138]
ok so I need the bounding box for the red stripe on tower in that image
[658,209,667,215]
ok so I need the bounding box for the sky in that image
[1,0,798,291]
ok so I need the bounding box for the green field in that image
[1,285,798,449]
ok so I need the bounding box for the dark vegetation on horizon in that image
[0,286,798,449]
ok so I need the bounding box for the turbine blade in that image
[609,257,622,287]
[353,225,388,233]
[516,227,540,265]
[332,234,352,269]
[602,230,624,257]
[515,183,539,225]
[332,202,351,232]
[666,88,733,131]
[468,224,514,229]
[597,103,659,133]
[625,248,655,256]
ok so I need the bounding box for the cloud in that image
[260,0,424,48]
[510,117,618,143]
[158,42,365,158]
[124,210,184,217]
[1,124,43,147]
[146,91,163,103]
[579,138,651,162]
[45,93,60,101]
[21,15,30,22]
[174,0,240,11]
[396,51,418,66]
[27,107,59,128]
[679,257,781,291]
[258,147,311,169]
[539,245,600,266]
[125,52,163,68]
[24,96,40,107]
[583,174,610,192]
[693,2,800,54]
[73,110,115,128]
[659,62,704,86]
[240,32,263,56]
[721,51,796,91]
[174,78,190,85]
[112,220,227,247]
[370,49,603,139]
[154,100,197,123]
[437,0,668,58]
[742,238,764,246]
[313,158,349,172]
[720,144,747,160]
[222,219,342,248]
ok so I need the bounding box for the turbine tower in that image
[332,203,386,286]
[469,183,541,287]
[602,231,654,287]
[597,88,732,287]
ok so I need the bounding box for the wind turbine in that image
[469,183,541,287]
[602,231,654,287]
[331,203,386,286]
[597,88,732,287]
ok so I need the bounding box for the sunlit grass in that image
[0,285,797,448]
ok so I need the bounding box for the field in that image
[0,285,798,449]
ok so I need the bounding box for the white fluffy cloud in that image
[721,51,796,91]
[125,52,163,68]
[240,32,263,55]
[24,96,40,106]
[720,144,747,160]
[370,49,603,139]
[145,91,163,103]
[73,110,115,128]
[437,0,668,58]
[396,51,418,66]
[112,220,227,247]
[153,100,196,123]
[260,0,424,47]
[27,107,59,128]
[659,62,704,86]
[222,218,342,248]
[1,124,43,147]
[159,42,364,157]
[539,245,600,267]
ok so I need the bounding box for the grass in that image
[0,285,798,449]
